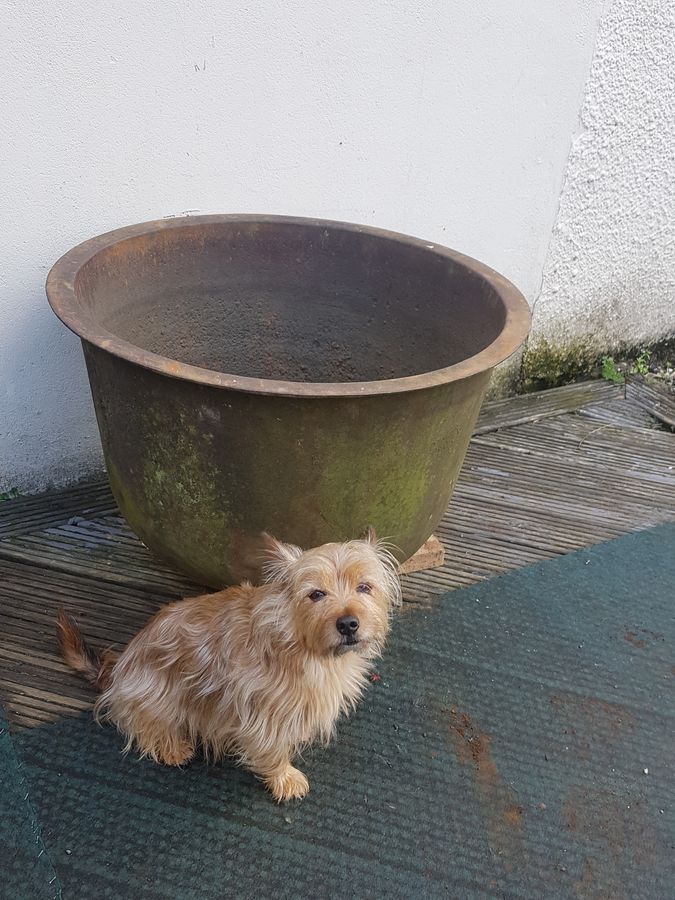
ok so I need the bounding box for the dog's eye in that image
[308,590,326,602]
[357,583,371,594]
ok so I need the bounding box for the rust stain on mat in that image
[563,787,659,899]
[623,628,664,649]
[446,708,527,869]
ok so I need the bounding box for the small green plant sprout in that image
[0,487,20,502]
[601,356,624,384]
[631,348,651,376]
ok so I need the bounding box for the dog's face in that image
[265,533,401,658]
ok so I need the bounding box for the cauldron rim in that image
[46,214,530,398]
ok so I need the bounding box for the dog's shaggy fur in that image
[57,533,401,801]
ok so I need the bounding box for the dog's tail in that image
[56,610,114,691]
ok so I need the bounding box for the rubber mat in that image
[0,710,59,899]
[7,523,675,899]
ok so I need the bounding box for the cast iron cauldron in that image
[47,216,530,586]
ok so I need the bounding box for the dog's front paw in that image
[152,737,195,767]
[265,766,310,802]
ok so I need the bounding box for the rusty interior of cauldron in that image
[74,222,506,383]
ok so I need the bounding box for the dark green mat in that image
[7,524,675,899]
[0,711,59,900]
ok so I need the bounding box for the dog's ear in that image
[362,526,378,544]
[267,537,303,565]
[261,533,303,583]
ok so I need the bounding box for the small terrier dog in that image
[57,531,401,801]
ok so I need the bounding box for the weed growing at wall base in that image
[601,356,624,384]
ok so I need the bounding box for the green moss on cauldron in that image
[142,418,229,573]
[105,407,230,586]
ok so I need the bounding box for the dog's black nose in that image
[336,615,359,636]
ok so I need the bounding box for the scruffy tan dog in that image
[57,532,401,801]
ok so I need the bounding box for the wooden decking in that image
[1,378,674,728]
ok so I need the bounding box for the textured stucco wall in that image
[532,0,675,352]
[1,1,604,492]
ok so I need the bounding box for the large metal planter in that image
[46,216,530,586]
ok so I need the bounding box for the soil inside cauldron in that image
[102,281,486,384]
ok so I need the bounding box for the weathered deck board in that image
[1,379,673,726]
[626,375,675,429]
[473,379,624,433]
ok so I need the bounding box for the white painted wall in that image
[1,1,606,492]
[533,0,675,350]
